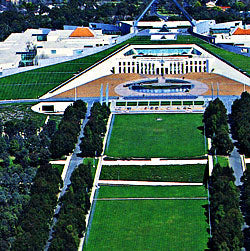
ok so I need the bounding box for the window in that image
[51,50,56,54]
[42,105,54,112]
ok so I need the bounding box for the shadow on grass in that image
[202,203,212,251]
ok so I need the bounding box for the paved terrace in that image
[53,72,250,99]
[102,158,207,166]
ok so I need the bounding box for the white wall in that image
[32,102,73,114]
[151,34,177,40]
[209,57,250,84]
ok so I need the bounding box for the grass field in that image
[100,164,206,183]
[52,164,64,175]
[97,185,208,198]
[105,113,206,158]
[84,186,209,251]
[214,156,229,167]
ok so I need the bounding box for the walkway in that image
[44,101,93,251]
[229,147,244,186]
[98,180,203,186]
[102,158,207,166]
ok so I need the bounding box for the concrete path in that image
[98,180,203,186]
[102,158,207,166]
[44,101,93,251]
[49,160,67,165]
[229,145,244,187]
[244,158,250,164]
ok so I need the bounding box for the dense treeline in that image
[11,163,62,250]
[0,116,57,250]
[203,98,233,155]
[209,163,244,250]
[49,162,93,250]
[0,0,148,41]
[1,0,249,42]
[231,92,250,156]
[241,167,250,250]
[50,100,87,159]
[80,102,110,157]
[0,100,86,249]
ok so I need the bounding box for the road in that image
[44,101,93,251]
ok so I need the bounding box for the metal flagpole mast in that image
[106,83,109,106]
[211,82,214,100]
[100,84,103,105]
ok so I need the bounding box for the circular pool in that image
[125,78,193,94]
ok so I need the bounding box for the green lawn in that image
[83,157,98,178]
[214,156,229,167]
[97,185,208,198]
[84,188,209,251]
[100,164,206,183]
[105,113,206,158]
[52,164,64,175]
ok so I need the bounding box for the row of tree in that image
[80,102,110,157]
[0,116,57,250]
[50,100,87,159]
[231,92,250,249]
[203,98,233,155]
[209,163,244,250]
[12,163,62,250]
[49,162,93,250]
[230,92,250,156]
[241,167,250,249]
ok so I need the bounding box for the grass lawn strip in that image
[105,113,205,158]
[100,164,206,183]
[83,157,98,178]
[214,156,229,167]
[52,164,64,175]
[84,199,209,251]
[97,185,207,198]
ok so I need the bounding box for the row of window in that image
[117,63,206,74]
[118,60,206,66]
